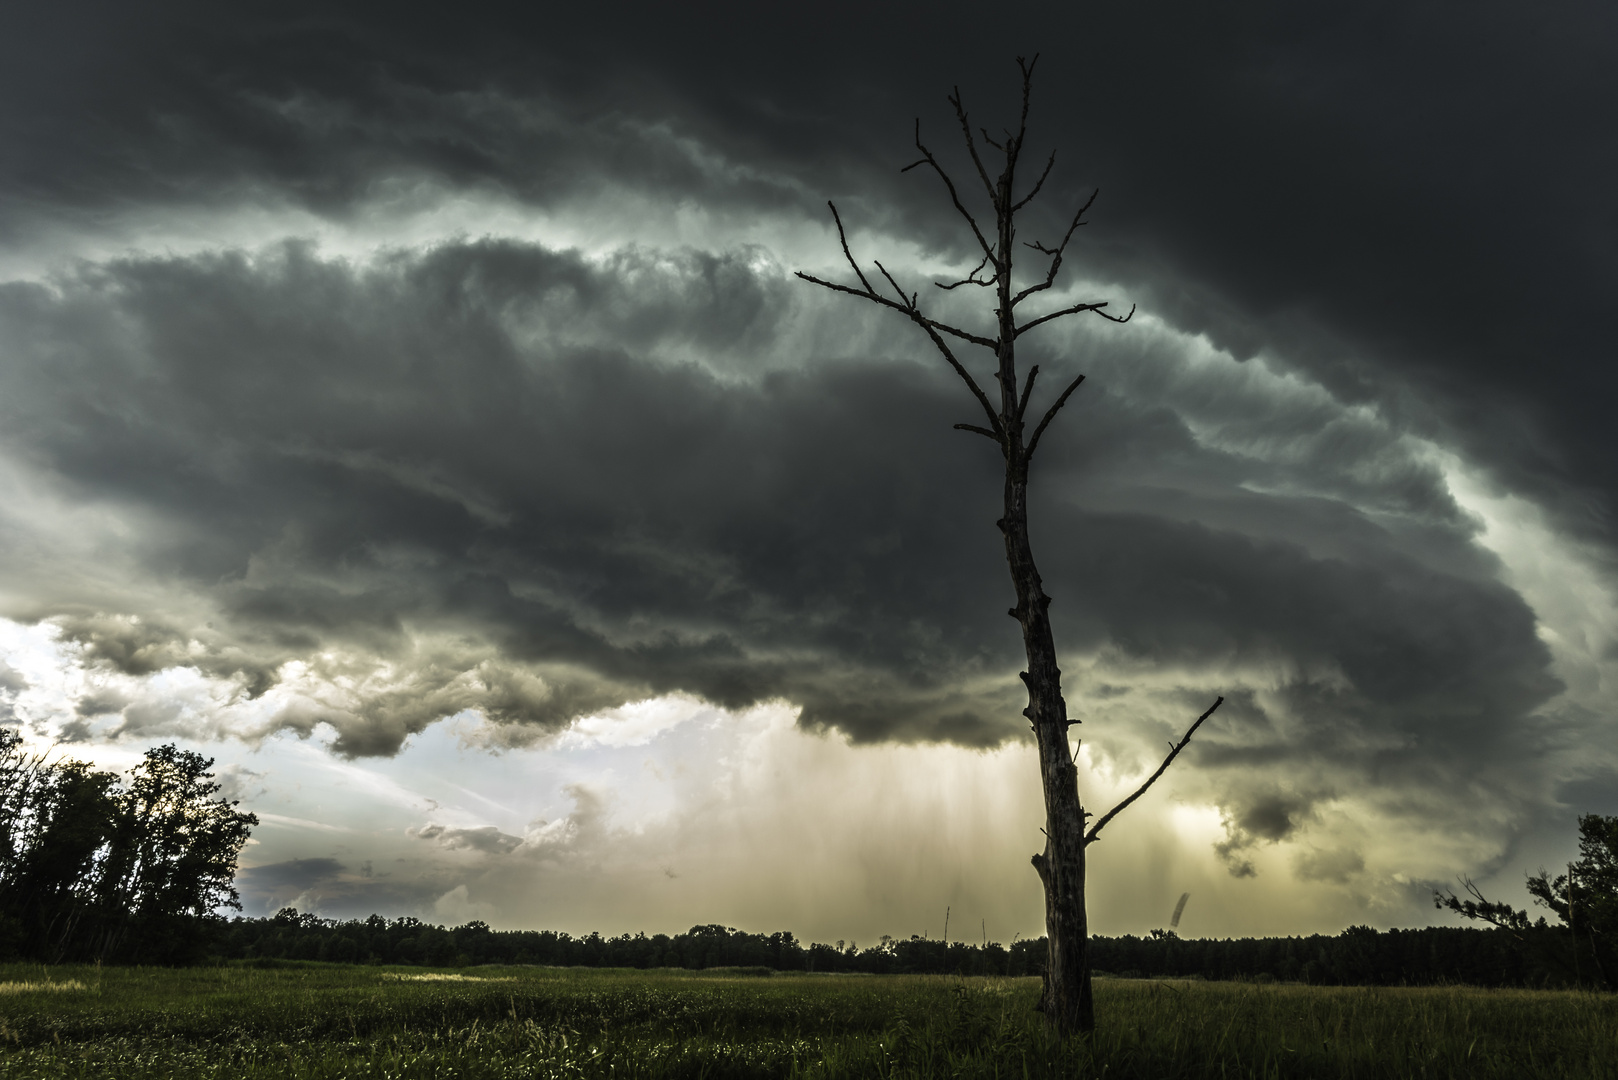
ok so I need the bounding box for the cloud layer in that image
[1,0,1614,933]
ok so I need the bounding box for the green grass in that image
[0,963,1613,1079]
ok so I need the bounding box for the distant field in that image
[0,963,1613,1079]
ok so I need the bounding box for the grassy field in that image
[0,963,1613,1079]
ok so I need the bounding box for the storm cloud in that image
[0,0,1613,931]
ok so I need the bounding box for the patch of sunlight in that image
[0,979,90,994]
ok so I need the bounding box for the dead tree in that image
[798,56,1223,1037]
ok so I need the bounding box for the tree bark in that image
[1004,456,1094,1031]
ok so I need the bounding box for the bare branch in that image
[1435,878,1534,939]
[953,423,1002,443]
[927,321,1000,350]
[814,201,876,297]
[797,270,999,351]
[1016,299,1135,339]
[872,259,910,305]
[1012,188,1099,307]
[1016,55,1039,136]
[903,121,999,266]
[1018,301,1104,334]
[801,269,1002,435]
[947,90,998,202]
[798,212,997,350]
[936,253,995,291]
[1008,53,1038,170]
[1086,697,1224,846]
[797,198,1006,441]
[918,322,1006,445]
[1012,151,1057,214]
[795,271,884,303]
[1024,373,1084,461]
[1017,364,1039,421]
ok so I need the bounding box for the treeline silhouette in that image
[216,911,1582,988]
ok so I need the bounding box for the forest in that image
[211,911,1588,989]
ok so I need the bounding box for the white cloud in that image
[1440,452,1618,713]
[432,884,495,925]
[556,695,712,749]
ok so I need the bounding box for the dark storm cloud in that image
[235,855,443,918]
[1215,788,1329,878]
[1058,513,1557,755]
[237,857,347,899]
[5,2,1613,544]
[0,239,1560,782]
[0,0,1608,879]
[0,239,1017,751]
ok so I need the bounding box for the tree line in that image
[216,811,1615,989]
[214,913,1583,989]
[0,730,257,964]
[3,722,1610,991]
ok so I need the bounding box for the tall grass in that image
[0,963,1612,1078]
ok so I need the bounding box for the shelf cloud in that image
[1,0,1613,935]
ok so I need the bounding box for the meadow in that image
[0,962,1614,1080]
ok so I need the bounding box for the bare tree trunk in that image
[993,211,1094,1026]
[1004,457,1094,1029]
[798,55,1221,1040]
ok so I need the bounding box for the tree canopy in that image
[0,730,257,964]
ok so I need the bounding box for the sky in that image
[1,0,1615,943]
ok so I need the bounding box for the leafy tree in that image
[797,57,1222,1035]
[18,762,124,959]
[0,728,47,956]
[0,732,124,958]
[100,744,259,961]
[1437,813,1617,990]
[0,731,257,963]
[0,729,41,879]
